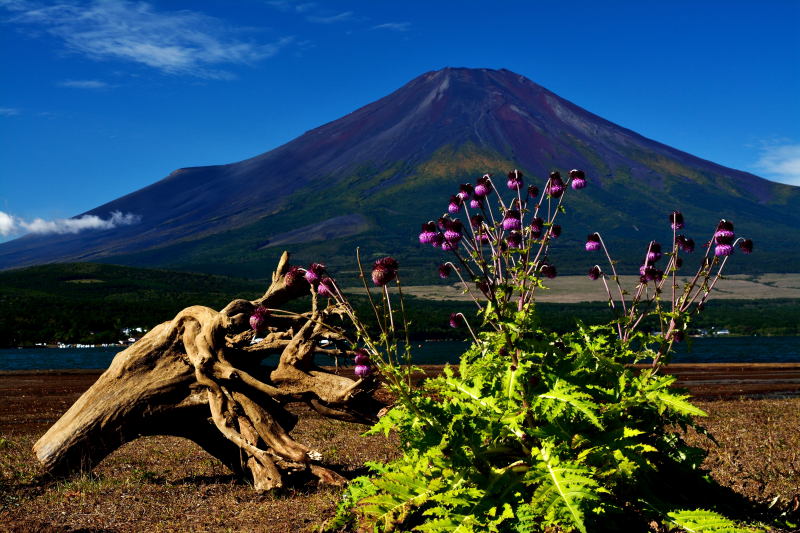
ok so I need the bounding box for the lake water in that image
[1,336,799,371]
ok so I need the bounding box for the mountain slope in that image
[1,67,797,278]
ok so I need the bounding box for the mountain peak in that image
[1,68,797,275]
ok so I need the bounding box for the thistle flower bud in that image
[507,230,523,248]
[449,312,465,328]
[354,364,372,378]
[739,239,753,254]
[249,306,270,332]
[448,195,463,214]
[431,232,444,248]
[474,175,493,197]
[639,265,662,282]
[714,244,733,257]
[527,184,539,198]
[569,169,586,190]
[646,241,662,263]
[530,216,544,234]
[714,219,735,244]
[588,265,601,280]
[418,221,438,244]
[353,349,370,365]
[469,197,484,209]
[545,171,565,198]
[371,257,398,286]
[540,263,557,279]
[585,233,601,252]
[502,209,521,231]
[441,239,459,251]
[443,219,464,242]
[438,263,453,278]
[548,225,562,239]
[470,214,484,229]
[507,169,524,190]
[284,266,307,288]
[305,263,326,284]
[457,183,474,201]
[317,276,336,296]
[676,235,695,253]
[669,211,685,230]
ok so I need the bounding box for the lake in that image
[1,336,799,371]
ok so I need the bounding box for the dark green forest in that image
[1,263,798,348]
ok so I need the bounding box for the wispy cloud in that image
[753,141,800,186]
[306,10,353,24]
[0,107,21,116]
[57,79,111,89]
[267,0,316,14]
[0,210,141,237]
[372,22,410,32]
[1,0,292,78]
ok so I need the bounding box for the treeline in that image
[1,263,798,348]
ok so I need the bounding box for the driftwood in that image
[33,252,383,491]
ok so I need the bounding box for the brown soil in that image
[1,366,799,532]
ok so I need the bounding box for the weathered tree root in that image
[33,252,383,491]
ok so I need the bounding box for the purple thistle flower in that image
[588,265,602,280]
[438,263,453,278]
[527,184,539,199]
[353,349,370,366]
[448,195,463,214]
[676,235,695,253]
[639,265,662,282]
[549,225,562,239]
[502,209,521,231]
[540,263,557,279]
[317,276,336,296]
[646,241,662,263]
[569,169,587,190]
[585,233,601,252]
[739,239,753,254]
[715,243,734,257]
[419,221,438,244]
[284,266,307,288]
[507,169,524,190]
[669,211,685,230]
[714,219,735,244]
[449,312,465,329]
[457,183,474,201]
[431,232,445,248]
[444,219,464,241]
[470,214,484,229]
[545,171,565,198]
[354,364,372,378]
[476,232,490,244]
[507,230,523,248]
[305,263,326,284]
[249,306,270,332]
[469,197,484,209]
[474,175,493,197]
[371,257,398,286]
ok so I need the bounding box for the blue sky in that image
[1,0,799,241]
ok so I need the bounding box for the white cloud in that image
[0,210,141,237]
[307,11,353,24]
[0,107,21,116]
[372,22,410,32]
[2,0,292,78]
[57,79,111,89]
[753,142,800,186]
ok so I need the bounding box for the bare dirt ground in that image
[398,273,800,303]
[1,367,799,532]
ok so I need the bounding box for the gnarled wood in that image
[33,251,382,491]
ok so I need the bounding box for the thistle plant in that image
[324,168,778,533]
